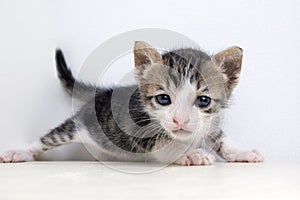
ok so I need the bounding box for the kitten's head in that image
[134,41,242,140]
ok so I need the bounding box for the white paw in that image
[175,149,215,166]
[0,150,35,163]
[226,149,264,163]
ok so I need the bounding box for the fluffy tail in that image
[55,49,97,101]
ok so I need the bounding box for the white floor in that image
[0,162,299,200]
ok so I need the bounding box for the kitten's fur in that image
[0,42,263,165]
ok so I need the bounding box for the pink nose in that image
[173,118,189,127]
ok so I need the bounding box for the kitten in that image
[0,41,263,165]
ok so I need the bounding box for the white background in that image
[0,0,299,162]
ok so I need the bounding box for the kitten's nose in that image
[173,118,189,128]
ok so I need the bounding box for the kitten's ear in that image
[134,41,163,67]
[212,46,243,93]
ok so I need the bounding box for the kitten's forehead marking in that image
[162,53,210,92]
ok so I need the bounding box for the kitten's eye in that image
[195,96,211,108]
[155,94,171,106]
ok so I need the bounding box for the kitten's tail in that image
[55,49,97,101]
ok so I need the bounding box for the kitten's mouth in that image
[171,128,192,136]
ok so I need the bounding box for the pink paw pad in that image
[0,150,35,163]
[226,149,264,163]
[176,150,216,166]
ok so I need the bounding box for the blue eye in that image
[155,94,171,106]
[195,96,211,108]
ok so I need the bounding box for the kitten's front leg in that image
[174,149,216,166]
[214,135,264,163]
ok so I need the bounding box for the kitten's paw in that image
[226,149,264,163]
[175,149,215,166]
[0,150,35,163]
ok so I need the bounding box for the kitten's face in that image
[134,41,242,140]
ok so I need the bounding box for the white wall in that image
[0,0,299,162]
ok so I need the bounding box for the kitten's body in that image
[0,42,263,165]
